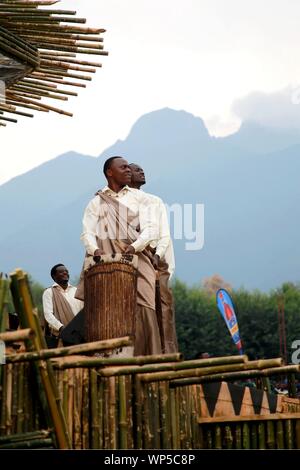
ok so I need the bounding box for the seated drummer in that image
[42,264,84,348]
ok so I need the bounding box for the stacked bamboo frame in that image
[0,0,108,125]
[2,268,300,449]
[1,351,300,449]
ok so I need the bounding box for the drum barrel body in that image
[84,260,137,343]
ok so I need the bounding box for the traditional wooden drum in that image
[84,253,138,343]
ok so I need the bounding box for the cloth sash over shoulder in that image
[76,191,156,310]
[51,286,74,326]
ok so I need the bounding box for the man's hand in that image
[93,249,101,263]
[152,253,160,270]
[124,245,135,255]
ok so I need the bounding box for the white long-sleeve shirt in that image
[42,283,84,331]
[143,192,175,278]
[81,185,159,255]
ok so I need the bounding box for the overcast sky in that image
[2,0,300,185]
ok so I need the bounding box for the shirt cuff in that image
[131,239,146,252]
[155,247,165,258]
[87,245,99,256]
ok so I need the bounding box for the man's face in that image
[107,158,132,185]
[54,265,69,284]
[130,164,146,185]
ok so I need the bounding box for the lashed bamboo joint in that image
[0,0,108,124]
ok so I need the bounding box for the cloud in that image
[232,87,300,129]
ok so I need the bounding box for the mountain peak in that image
[126,107,210,145]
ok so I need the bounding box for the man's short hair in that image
[50,263,65,280]
[103,156,122,177]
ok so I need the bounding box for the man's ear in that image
[107,168,113,177]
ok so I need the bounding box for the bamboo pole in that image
[295,420,300,449]
[16,362,24,433]
[0,366,7,436]
[19,80,78,96]
[266,421,275,449]
[39,56,102,67]
[5,363,12,436]
[5,98,49,112]
[0,437,53,448]
[67,369,74,446]
[11,84,69,100]
[109,377,117,449]
[52,352,182,369]
[35,68,92,80]
[206,428,213,449]
[140,359,285,383]
[152,382,160,449]
[125,376,134,449]
[276,420,284,449]
[285,419,294,449]
[170,365,300,387]
[142,382,152,449]
[90,369,99,449]
[224,425,233,449]
[0,328,35,343]
[11,363,18,433]
[251,423,258,449]
[103,378,110,449]
[86,356,248,378]
[235,424,242,449]
[0,429,51,444]
[159,380,170,449]
[73,368,82,449]
[179,387,188,449]
[118,375,127,449]
[133,376,143,449]
[62,369,68,422]
[190,385,201,449]
[214,424,222,449]
[10,269,71,449]
[7,93,73,115]
[82,368,89,449]
[98,378,104,449]
[169,387,179,449]
[6,337,133,364]
[258,422,266,449]
[242,422,250,449]
[24,75,86,87]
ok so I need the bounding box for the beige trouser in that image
[134,305,162,356]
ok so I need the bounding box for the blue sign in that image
[216,288,243,354]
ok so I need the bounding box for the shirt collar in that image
[52,282,72,289]
[102,185,132,196]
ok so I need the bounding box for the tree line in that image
[28,275,300,362]
[173,279,300,361]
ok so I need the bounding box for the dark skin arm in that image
[124,245,135,255]
[93,248,102,263]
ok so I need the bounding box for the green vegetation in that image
[8,275,300,363]
[173,279,300,361]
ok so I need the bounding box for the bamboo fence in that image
[2,356,300,449]
[1,269,300,449]
[0,0,108,124]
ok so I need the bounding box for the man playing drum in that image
[77,156,162,356]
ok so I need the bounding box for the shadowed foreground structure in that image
[1,271,300,449]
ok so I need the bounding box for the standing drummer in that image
[78,156,162,356]
[129,163,178,354]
